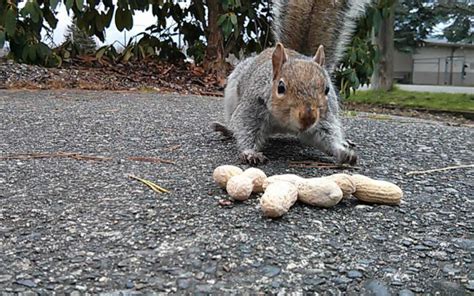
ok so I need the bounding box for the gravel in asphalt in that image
[0,90,473,294]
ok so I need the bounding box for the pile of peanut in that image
[213,165,403,218]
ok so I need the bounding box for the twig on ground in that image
[127,156,175,164]
[1,152,176,165]
[406,164,474,176]
[0,152,112,161]
[129,174,170,194]
[163,145,181,152]
[161,65,174,76]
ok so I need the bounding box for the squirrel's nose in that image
[299,105,317,131]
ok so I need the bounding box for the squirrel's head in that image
[270,43,329,132]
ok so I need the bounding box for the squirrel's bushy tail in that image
[272,0,372,71]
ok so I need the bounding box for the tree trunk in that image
[204,0,228,85]
[371,1,396,91]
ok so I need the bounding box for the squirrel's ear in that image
[272,43,288,80]
[314,45,325,67]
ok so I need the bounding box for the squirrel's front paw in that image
[239,149,268,165]
[336,148,358,166]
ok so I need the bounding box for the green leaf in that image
[0,30,5,48]
[43,8,58,29]
[229,13,237,26]
[123,9,133,30]
[217,14,234,40]
[103,9,114,27]
[222,19,233,39]
[96,45,108,60]
[117,0,128,8]
[20,3,30,17]
[121,47,133,62]
[138,44,145,59]
[5,8,17,36]
[30,11,39,23]
[50,0,60,9]
[95,13,105,32]
[350,50,357,63]
[22,46,29,61]
[53,54,63,67]
[30,2,43,23]
[115,8,124,31]
[37,42,51,59]
[221,1,229,11]
[28,44,37,62]
[75,0,84,11]
[217,15,227,26]
[66,0,74,10]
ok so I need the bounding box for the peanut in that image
[262,174,304,191]
[260,182,298,218]
[226,175,254,201]
[320,173,356,198]
[242,168,267,193]
[295,178,343,208]
[225,168,267,201]
[351,174,403,205]
[213,165,244,189]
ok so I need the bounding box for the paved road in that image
[398,85,474,94]
[360,84,474,94]
[1,90,473,295]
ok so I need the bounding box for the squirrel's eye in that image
[277,80,286,95]
[325,86,330,95]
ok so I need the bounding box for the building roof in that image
[422,39,474,49]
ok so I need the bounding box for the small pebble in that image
[15,279,36,288]
[261,265,281,278]
[365,279,390,296]
[442,264,461,275]
[398,289,415,296]
[347,270,363,279]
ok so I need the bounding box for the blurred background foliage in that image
[0,0,472,95]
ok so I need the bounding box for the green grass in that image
[343,110,358,117]
[346,87,474,113]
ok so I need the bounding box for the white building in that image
[394,40,474,86]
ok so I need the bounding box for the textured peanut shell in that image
[213,165,243,189]
[242,168,267,193]
[226,175,253,201]
[260,182,298,218]
[351,174,403,205]
[320,173,356,198]
[262,174,304,191]
[296,178,343,208]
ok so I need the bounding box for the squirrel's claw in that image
[239,150,268,165]
[211,121,233,139]
[336,149,358,166]
[345,139,356,148]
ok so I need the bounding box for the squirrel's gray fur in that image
[273,0,372,71]
[213,0,372,165]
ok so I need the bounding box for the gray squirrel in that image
[212,0,372,165]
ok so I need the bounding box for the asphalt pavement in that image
[1,90,473,295]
